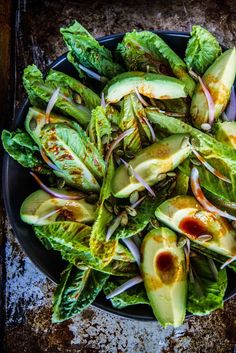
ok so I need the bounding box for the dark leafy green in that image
[60,21,123,79]
[52,264,109,322]
[103,279,149,309]
[1,129,49,173]
[185,25,222,75]
[187,253,227,315]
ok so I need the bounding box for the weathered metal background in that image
[1,0,236,352]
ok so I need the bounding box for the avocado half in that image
[155,195,236,258]
[20,189,96,225]
[104,72,187,103]
[112,134,191,198]
[141,227,187,328]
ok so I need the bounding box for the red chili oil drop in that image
[179,217,207,239]
[156,251,174,272]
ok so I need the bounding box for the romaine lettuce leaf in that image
[1,129,49,173]
[115,180,173,239]
[117,30,195,96]
[146,109,236,202]
[88,106,112,156]
[34,221,138,276]
[23,65,96,127]
[52,264,109,322]
[187,253,227,315]
[40,123,106,192]
[90,159,118,267]
[60,21,123,79]
[185,25,222,75]
[103,279,149,309]
[120,93,151,154]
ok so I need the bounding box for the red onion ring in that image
[106,276,143,299]
[225,87,236,121]
[105,128,135,162]
[45,87,60,123]
[122,238,140,266]
[40,149,62,173]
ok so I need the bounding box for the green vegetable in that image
[117,30,196,96]
[115,180,173,239]
[119,93,151,154]
[172,171,189,196]
[185,25,222,75]
[40,123,106,191]
[103,279,149,309]
[34,221,137,276]
[187,253,227,315]
[1,129,49,173]
[60,20,123,79]
[90,159,118,267]
[146,109,236,202]
[88,106,112,156]
[52,264,109,322]
[23,65,97,126]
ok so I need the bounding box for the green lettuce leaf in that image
[103,279,149,309]
[60,21,123,79]
[187,253,227,315]
[117,30,195,96]
[88,106,112,156]
[40,123,105,191]
[1,129,49,173]
[90,159,118,267]
[185,25,222,75]
[52,264,109,322]
[34,221,138,276]
[190,242,236,272]
[120,93,151,154]
[115,180,173,239]
[23,64,96,126]
[146,109,236,202]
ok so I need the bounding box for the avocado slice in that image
[112,134,191,198]
[190,48,236,128]
[20,189,96,225]
[155,195,236,257]
[141,227,187,327]
[104,72,187,103]
[215,121,236,148]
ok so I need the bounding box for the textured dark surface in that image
[1,0,236,352]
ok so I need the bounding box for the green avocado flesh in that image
[155,195,236,257]
[112,134,191,198]
[141,227,187,328]
[20,189,96,225]
[215,121,236,148]
[190,48,236,128]
[104,72,187,103]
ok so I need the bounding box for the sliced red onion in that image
[184,239,190,272]
[220,255,236,270]
[190,167,236,221]
[191,149,231,184]
[225,87,236,121]
[30,172,86,200]
[106,276,143,299]
[101,92,106,108]
[40,148,62,173]
[132,234,142,248]
[120,158,156,197]
[45,87,60,123]
[106,214,122,241]
[35,208,62,224]
[198,76,215,126]
[105,128,135,162]
[131,195,146,209]
[122,238,140,266]
[142,116,156,142]
[135,88,149,107]
[78,64,107,83]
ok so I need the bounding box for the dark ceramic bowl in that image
[3,32,236,321]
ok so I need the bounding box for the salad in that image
[2,22,236,328]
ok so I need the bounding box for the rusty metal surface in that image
[2,0,236,352]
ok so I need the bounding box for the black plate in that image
[3,31,236,321]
